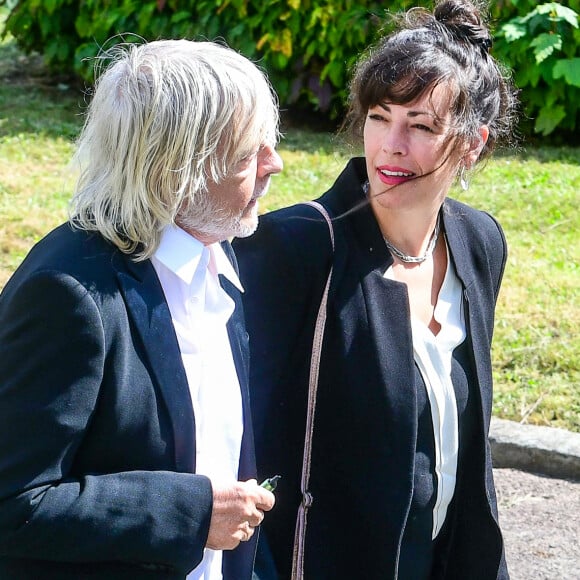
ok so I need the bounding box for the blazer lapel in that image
[443,207,494,431]
[116,256,196,473]
[319,170,418,470]
[334,195,418,478]
[358,266,419,468]
[442,205,476,290]
[219,272,256,481]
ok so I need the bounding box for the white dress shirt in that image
[385,244,466,538]
[152,225,245,580]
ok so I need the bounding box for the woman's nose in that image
[382,126,407,156]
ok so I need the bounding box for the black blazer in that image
[0,224,257,579]
[235,158,509,579]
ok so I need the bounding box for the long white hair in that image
[70,39,280,259]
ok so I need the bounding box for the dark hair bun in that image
[434,0,493,55]
[343,0,518,156]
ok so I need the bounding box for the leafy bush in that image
[0,0,415,118]
[492,1,580,140]
[1,0,579,140]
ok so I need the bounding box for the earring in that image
[459,164,469,191]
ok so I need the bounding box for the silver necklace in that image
[383,216,441,264]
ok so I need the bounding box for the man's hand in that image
[206,479,275,550]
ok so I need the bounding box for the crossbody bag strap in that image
[291,201,335,579]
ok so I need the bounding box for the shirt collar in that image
[153,225,244,292]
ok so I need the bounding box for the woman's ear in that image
[464,125,489,168]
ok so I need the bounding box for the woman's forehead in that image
[375,82,456,118]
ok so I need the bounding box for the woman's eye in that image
[414,123,434,132]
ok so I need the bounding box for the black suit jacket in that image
[235,158,509,579]
[0,224,257,579]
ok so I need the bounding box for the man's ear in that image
[464,125,489,168]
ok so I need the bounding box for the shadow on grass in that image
[0,39,84,140]
[492,145,580,165]
[514,146,580,164]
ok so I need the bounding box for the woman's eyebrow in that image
[407,110,434,118]
[378,103,435,118]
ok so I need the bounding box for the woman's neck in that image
[373,204,443,259]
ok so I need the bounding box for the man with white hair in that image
[0,39,283,579]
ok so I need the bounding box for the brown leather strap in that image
[291,201,334,579]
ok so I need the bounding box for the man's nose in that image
[259,144,284,175]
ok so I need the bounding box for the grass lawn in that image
[1,24,578,433]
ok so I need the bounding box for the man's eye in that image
[238,151,258,164]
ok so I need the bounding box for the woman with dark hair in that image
[235,0,518,578]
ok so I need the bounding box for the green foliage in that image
[1,0,416,117]
[0,0,484,117]
[493,1,580,139]
[2,0,580,140]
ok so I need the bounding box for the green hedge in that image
[2,0,579,141]
[1,0,400,119]
[491,1,580,141]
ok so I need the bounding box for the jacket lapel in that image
[115,255,196,473]
[218,243,256,480]
[327,180,418,486]
[443,206,494,432]
[219,252,258,578]
[353,218,419,468]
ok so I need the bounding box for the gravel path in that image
[494,468,580,579]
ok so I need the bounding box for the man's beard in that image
[177,194,258,242]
